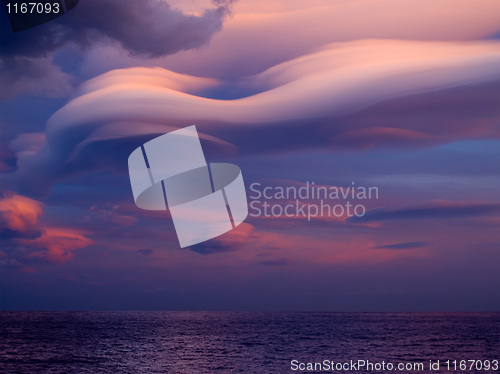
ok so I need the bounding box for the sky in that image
[0,0,499,311]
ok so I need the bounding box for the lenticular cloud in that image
[9,39,500,195]
[49,39,500,133]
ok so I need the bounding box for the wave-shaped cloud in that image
[50,40,500,128]
[7,39,500,195]
[163,0,500,78]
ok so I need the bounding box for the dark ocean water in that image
[0,312,498,373]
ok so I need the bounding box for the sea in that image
[0,312,498,373]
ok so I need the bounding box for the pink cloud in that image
[0,194,43,236]
[7,36,499,195]
[48,40,500,143]
[89,205,138,227]
[163,0,500,77]
[0,194,93,266]
[20,228,94,263]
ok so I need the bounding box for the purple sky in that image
[0,0,499,311]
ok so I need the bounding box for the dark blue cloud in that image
[0,0,234,99]
[258,258,292,266]
[0,227,42,240]
[374,242,428,250]
[0,0,233,58]
[350,202,500,223]
[189,240,242,255]
[136,249,154,256]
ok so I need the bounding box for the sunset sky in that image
[1,0,499,311]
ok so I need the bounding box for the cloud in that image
[89,204,138,227]
[0,135,15,172]
[374,242,429,250]
[164,0,500,78]
[350,201,500,223]
[9,132,46,162]
[0,57,73,100]
[49,40,500,128]
[136,249,154,256]
[0,194,93,266]
[1,0,233,58]
[8,39,500,195]
[333,127,438,149]
[189,222,254,254]
[258,258,292,266]
[18,228,93,263]
[0,0,234,99]
[0,194,43,239]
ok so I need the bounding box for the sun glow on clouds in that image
[17,38,496,196]
[50,40,500,132]
[19,228,93,263]
[162,0,500,78]
[33,39,500,193]
[0,194,93,267]
[0,194,43,235]
[5,39,499,270]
